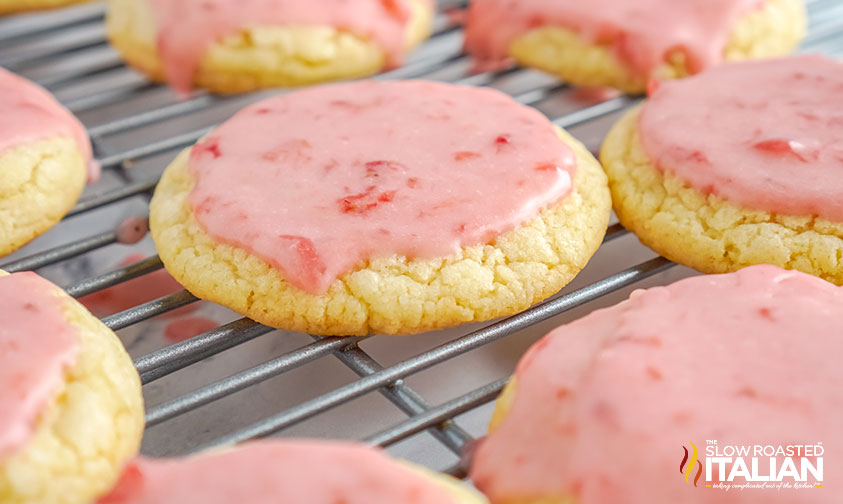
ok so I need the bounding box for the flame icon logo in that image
[680,441,703,487]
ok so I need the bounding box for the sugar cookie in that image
[150,80,611,335]
[602,55,843,284]
[0,68,94,257]
[106,0,434,94]
[464,0,805,93]
[99,441,488,504]
[0,270,144,504]
[472,265,841,503]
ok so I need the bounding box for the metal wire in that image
[102,290,199,330]
[64,255,164,298]
[0,0,838,472]
[318,340,475,456]
[0,230,117,272]
[366,377,508,448]
[135,318,277,383]
[196,257,674,451]
[145,336,364,426]
[0,3,103,44]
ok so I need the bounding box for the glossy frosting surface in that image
[464,0,764,76]
[639,55,843,222]
[148,0,425,93]
[99,441,457,503]
[187,80,575,294]
[471,265,843,503]
[0,272,79,459]
[0,67,93,177]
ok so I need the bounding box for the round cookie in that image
[471,265,842,503]
[0,68,93,258]
[105,0,434,94]
[602,55,843,285]
[0,270,144,504]
[98,440,488,504]
[464,0,805,93]
[0,0,92,15]
[149,80,611,336]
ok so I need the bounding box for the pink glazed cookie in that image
[0,270,143,504]
[0,68,95,257]
[463,0,805,92]
[149,80,611,335]
[602,55,843,285]
[99,441,487,504]
[106,0,436,94]
[471,265,842,503]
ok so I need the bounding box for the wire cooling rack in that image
[1,0,841,475]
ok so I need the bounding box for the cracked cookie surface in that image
[601,106,843,285]
[0,138,87,257]
[0,270,144,504]
[150,128,611,336]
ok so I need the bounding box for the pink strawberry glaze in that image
[116,217,150,245]
[99,441,457,503]
[147,0,432,93]
[471,265,843,503]
[187,80,576,294]
[0,67,96,182]
[464,0,765,79]
[0,272,79,460]
[639,55,843,222]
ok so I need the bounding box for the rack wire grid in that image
[1,0,841,476]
